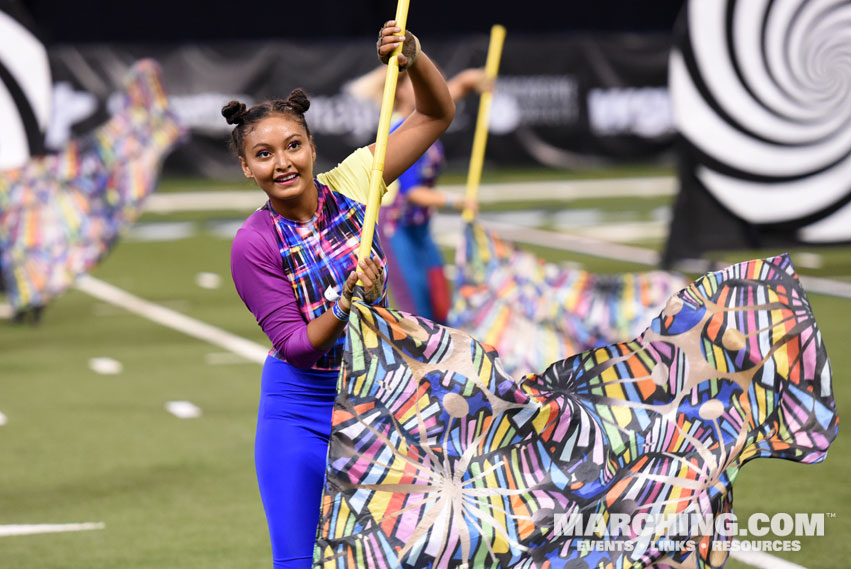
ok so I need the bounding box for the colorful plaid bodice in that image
[267,179,386,371]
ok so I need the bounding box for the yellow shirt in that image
[317,146,389,205]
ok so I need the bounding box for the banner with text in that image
[41,34,674,178]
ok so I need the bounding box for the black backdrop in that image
[20,0,686,42]
[3,0,685,178]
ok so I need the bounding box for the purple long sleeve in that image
[230,210,326,369]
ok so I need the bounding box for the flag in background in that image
[0,59,185,314]
[315,253,837,569]
[450,221,689,376]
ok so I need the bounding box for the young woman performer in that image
[226,21,454,569]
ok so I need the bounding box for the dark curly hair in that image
[221,88,312,158]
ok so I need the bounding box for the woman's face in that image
[240,114,317,213]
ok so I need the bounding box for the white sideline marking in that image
[0,523,105,537]
[165,400,202,419]
[142,177,677,213]
[0,411,7,426]
[799,274,851,299]
[479,218,662,265]
[143,192,264,213]
[432,214,660,266]
[571,221,669,242]
[730,545,809,569]
[442,177,677,203]
[75,275,268,364]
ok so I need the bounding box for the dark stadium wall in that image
[6,0,687,177]
[20,0,686,42]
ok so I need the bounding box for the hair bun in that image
[221,100,247,125]
[285,89,310,114]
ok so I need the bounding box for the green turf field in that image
[1,173,848,568]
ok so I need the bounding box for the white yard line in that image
[0,523,105,537]
[75,275,268,364]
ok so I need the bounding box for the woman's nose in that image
[273,152,288,169]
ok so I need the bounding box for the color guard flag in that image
[0,59,185,313]
[450,222,689,376]
[316,253,837,569]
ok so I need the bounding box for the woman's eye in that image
[288,140,301,150]
[256,150,271,158]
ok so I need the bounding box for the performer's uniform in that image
[231,147,386,568]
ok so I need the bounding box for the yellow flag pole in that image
[462,24,506,223]
[357,0,411,271]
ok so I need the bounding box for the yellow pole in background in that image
[462,24,506,222]
[357,0,411,269]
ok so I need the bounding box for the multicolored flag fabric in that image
[315,253,837,569]
[0,59,185,313]
[450,222,689,376]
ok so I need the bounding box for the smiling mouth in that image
[275,173,298,184]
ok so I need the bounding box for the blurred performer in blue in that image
[348,66,488,323]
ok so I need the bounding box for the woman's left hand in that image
[377,20,420,70]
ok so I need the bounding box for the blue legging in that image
[255,356,337,568]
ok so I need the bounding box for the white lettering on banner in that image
[308,95,379,140]
[494,76,580,130]
[160,93,381,142]
[44,78,665,149]
[588,86,674,137]
[157,78,578,140]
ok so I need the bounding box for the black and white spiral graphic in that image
[0,3,51,170]
[670,0,851,243]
